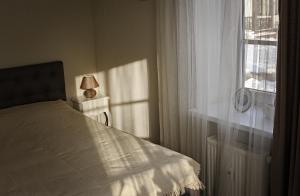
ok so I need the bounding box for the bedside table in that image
[71,95,112,126]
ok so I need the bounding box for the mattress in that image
[0,101,203,196]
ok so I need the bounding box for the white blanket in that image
[0,101,203,196]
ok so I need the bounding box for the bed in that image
[0,62,204,196]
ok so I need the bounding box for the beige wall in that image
[0,0,160,142]
[93,0,160,143]
[0,0,97,99]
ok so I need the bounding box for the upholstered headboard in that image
[0,61,66,109]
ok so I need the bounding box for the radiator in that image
[206,136,269,196]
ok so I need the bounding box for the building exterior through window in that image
[243,0,279,93]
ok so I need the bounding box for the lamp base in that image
[83,89,97,98]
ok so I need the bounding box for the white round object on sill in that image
[234,88,253,113]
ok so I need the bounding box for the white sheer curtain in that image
[157,0,277,196]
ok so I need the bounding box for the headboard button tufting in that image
[0,61,66,109]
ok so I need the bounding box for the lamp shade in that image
[80,75,99,90]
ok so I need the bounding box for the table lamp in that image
[80,75,99,98]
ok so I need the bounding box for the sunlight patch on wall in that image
[112,101,149,138]
[108,59,149,103]
[108,59,150,138]
[75,59,150,139]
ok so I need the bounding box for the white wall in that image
[0,0,97,99]
[93,0,160,143]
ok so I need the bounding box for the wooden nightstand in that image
[71,95,112,126]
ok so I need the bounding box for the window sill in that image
[190,103,274,137]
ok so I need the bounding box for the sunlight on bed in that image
[80,113,200,196]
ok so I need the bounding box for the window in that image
[242,0,279,93]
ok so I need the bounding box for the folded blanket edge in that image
[163,174,205,196]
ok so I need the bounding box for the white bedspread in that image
[0,101,203,196]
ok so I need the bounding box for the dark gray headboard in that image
[0,61,66,109]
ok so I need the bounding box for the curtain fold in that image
[156,0,180,151]
[271,0,300,195]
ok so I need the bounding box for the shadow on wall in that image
[75,59,153,141]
